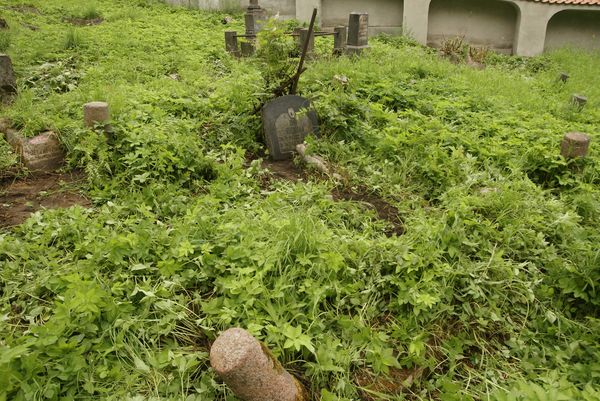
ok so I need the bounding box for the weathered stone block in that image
[21,131,65,172]
[83,101,110,129]
[561,132,590,159]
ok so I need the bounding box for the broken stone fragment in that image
[210,328,307,401]
[561,132,590,159]
[20,131,65,172]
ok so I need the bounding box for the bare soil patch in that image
[66,17,103,26]
[6,5,41,14]
[261,159,306,182]
[0,171,91,228]
[355,367,424,400]
[332,188,404,236]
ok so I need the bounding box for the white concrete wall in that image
[428,0,518,53]
[164,0,241,10]
[321,0,404,36]
[261,0,296,18]
[545,10,600,52]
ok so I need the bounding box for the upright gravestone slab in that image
[347,12,369,55]
[298,28,314,55]
[333,26,347,55]
[262,95,319,161]
[0,54,17,102]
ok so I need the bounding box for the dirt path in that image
[0,171,91,228]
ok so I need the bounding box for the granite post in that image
[83,101,110,129]
[210,328,308,401]
[561,132,591,159]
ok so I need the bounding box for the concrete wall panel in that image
[428,0,518,53]
[545,10,600,52]
[321,0,404,35]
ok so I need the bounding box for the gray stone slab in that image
[261,95,319,161]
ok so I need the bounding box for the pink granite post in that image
[210,328,308,401]
[561,132,590,159]
[83,101,110,129]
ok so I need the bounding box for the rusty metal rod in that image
[290,7,317,95]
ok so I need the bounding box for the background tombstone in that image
[572,94,587,109]
[298,28,314,55]
[559,72,569,83]
[0,54,17,103]
[333,26,347,55]
[346,12,369,55]
[225,31,240,57]
[262,95,319,161]
[561,132,590,159]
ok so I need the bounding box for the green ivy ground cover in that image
[0,1,599,400]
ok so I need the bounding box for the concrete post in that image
[83,102,110,129]
[561,132,590,159]
[298,28,314,55]
[210,328,308,401]
[333,26,347,55]
[225,31,240,57]
[402,0,432,45]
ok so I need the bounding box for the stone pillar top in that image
[210,328,258,374]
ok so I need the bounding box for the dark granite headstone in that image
[262,95,319,161]
[347,13,369,55]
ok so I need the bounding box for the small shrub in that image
[64,28,83,49]
[82,5,102,20]
[440,36,465,61]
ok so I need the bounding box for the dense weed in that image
[0,1,599,400]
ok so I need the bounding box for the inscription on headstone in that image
[262,95,319,161]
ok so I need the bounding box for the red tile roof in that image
[529,0,600,5]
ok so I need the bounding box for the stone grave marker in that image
[334,25,347,55]
[561,132,590,159]
[572,94,587,109]
[21,131,65,172]
[0,54,17,103]
[262,95,319,161]
[347,12,369,55]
